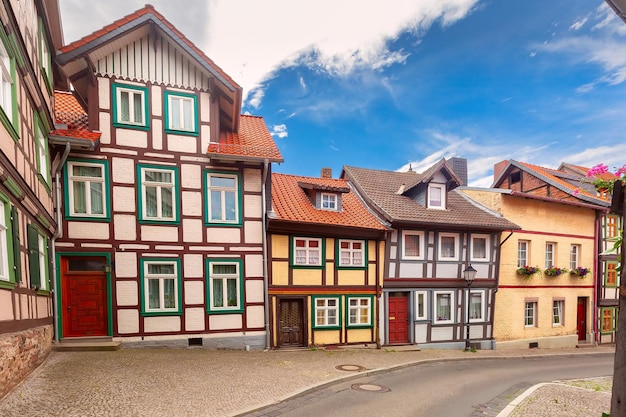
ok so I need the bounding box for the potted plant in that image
[544,266,567,276]
[516,265,540,277]
[570,266,590,278]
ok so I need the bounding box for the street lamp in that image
[463,264,477,351]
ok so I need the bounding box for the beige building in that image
[462,160,608,349]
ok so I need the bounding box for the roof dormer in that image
[297,168,350,212]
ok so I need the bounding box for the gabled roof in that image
[49,91,101,148]
[270,173,387,232]
[343,165,519,230]
[493,160,609,206]
[207,115,283,163]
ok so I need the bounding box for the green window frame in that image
[336,239,367,269]
[112,83,149,130]
[605,261,618,288]
[34,112,50,187]
[346,295,374,328]
[164,91,198,135]
[27,224,50,292]
[601,307,616,334]
[137,164,180,224]
[38,17,52,92]
[0,194,20,288]
[312,295,341,329]
[204,170,242,226]
[64,159,111,221]
[290,236,324,268]
[0,24,18,141]
[140,258,182,316]
[206,258,244,314]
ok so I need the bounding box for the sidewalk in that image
[0,344,614,417]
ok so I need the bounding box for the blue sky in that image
[60,0,626,186]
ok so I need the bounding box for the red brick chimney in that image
[321,167,332,178]
[493,160,509,181]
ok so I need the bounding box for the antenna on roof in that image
[408,164,413,172]
[396,184,406,194]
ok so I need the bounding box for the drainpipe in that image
[261,159,271,350]
[51,142,71,342]
[593,213,601,344]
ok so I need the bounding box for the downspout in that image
[51,142,71,342]
[261,159,271,351]
[593,213,601,344]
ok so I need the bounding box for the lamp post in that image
[463,264,477,352]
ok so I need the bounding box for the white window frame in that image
[36,234,47,291]
[67,161,107,218]
[293,237,322,266]
[545,242,556,269]
[314,297,339,328]
[139,166,177,221]
[468,290,485,322]
[470,234,490,262]
[438,233,459,261]
[433,291,454,324]
[143,260,180,314]
[0,40,14,122]
[208,261,242,311]
[570,244,580,270]
[347,296,372,327]
[402,230,425,260]
[35,120,49,185]
[114,84,147,127]
[206,172,240,224]
[525,301,537,328]
[552,299,564,327]
[338,239,365,267]
[428,183,446,209]
[166,92,196,133]
[0,200,8,281]
[415,291,428,320]
[321,192,337,211]
[517,240,529,268]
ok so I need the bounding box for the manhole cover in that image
[336,364,366,372]
[352,383,391,393]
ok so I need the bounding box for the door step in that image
[54,337,121,352]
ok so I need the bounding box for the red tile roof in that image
[208,115,283,162]
[271,173,387,231]
[51,91,101,142]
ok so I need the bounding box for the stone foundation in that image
[0,325,53,399]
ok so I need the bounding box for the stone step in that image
[54,338,121,352]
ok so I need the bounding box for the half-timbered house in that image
[343,159,519,349]
[51,5,282,349]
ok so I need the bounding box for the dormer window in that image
[321,193,337,210]
[428,183,446,209]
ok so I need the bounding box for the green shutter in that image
[10,206,21,282]
[27,225,40,288]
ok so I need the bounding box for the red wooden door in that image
[61,257,108,338]
[577,298,587,341]
[278,299,304,347]
[388,294,409,344]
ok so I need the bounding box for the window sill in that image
[0,280,17,290]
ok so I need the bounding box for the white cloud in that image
[569,17,588,31]
[270,124,288,139]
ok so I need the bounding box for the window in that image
[38,18,52,89]
[601,308,615,333]
[545,242,556,269]
[138,165,179,223]
[141,259,181,315]
[35,115,50,186]
[65,160,110,219]
[552,300,564,326]
[570,244,580,270]
[415,291,427,320]
[468,291,484,322]
[206,259,243,313]
[402,231,424,260]
[347,296,373,327]
[113,83,149,128]
[164,91,198,135]
[606,216,618,239]
[27,225,48,291]
[524,301,537,327]
[517,240,529,268]
[205,171,241,225]
[428,183,446,209]
[434,291,454,324]
[0,198,10,282]
[0,29,17,139]
[338,239,365,268]
[438,233,458,261]
[313,296,340,328]
[292,237,322,266]
[606,262,618,287]
[321,193,337,210]
[471,234,490,262]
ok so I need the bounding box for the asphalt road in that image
[252,354,614,417]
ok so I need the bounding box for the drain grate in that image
[336,364,366,372]
[352,383,391,393]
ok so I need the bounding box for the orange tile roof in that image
[59,4,239,91]
[208,115,283,162]
[271,173,387,231]
[51,91,101,142]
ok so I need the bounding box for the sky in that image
[58,0,626,187]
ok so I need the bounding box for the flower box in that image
[516,266,539,276]
[570,266,590,278]
[544,266,567,277]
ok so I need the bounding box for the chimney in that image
[449,157,468,186]
[321,167,332,178]
[493,160,509,181]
